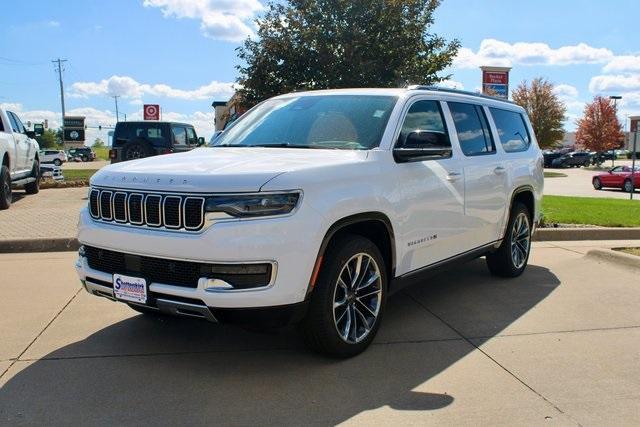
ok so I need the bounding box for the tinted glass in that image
[0,114,4,132]
[12,113,26,133]
[490,108,531,152]
[448,102,495,156]
[172,127,187,145]
[114,123,164,143]
[186,127,197,145]
[213,95,397,150]
[399,100,449,146]
[7,112,20,132]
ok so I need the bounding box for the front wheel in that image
[0,165,11,210]
[486,202,532,278]
[301,234,387,358]
[24,159,40,194]
[593,177,602,190]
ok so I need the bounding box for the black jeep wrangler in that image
[109,121,204,163]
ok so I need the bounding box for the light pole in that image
[609,95,622,167]
[112,95,120,123]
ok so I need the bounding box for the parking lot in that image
[1,241,639,425]
[545,160,638,199]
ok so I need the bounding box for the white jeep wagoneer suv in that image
[76,86,543,357]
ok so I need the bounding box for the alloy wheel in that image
[510,213,530,269]
[332,253,382,344]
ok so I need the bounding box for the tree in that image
[92,138,105,148]
[35,129,60,149]
[575,96,623,156]
[236,0,460,106]
[511,78,566,149]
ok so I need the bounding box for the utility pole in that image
[52,58,67,143]
[112,95,120,123]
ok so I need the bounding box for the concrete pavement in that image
[1,241,640,425]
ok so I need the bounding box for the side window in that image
[12,113,26,133]
[0,114,4,132]
[7,112,20,133]
[186,127,197,145]
[398,100,449,147]
[172,126,187,145]
[448,102,495,156]
[490,108,531,153]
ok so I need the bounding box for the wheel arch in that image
[2,152,9,168]
[500,185,535,240]
[307,212,396,295]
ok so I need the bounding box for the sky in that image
[1,0,639,144]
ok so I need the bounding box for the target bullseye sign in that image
[143,104,160,121]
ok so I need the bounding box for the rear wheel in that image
[624,179,634,193]
[301,234,387,358]
[592,177,602,190]
[0,165,11,210]
[122,140,153,161]
[24,159,40,194]
[486,202,532,278]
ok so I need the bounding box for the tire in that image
[53,159,61,166]
[486,202,532,278]
[624,179,634,193]
[301,234,387,358]
[24,159,40,195]
[592,177,602,190]
[0,165,11,210]
[122,140,153,161]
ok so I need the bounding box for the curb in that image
[533,227,640,241]
[585,248,640,271]
[0,238,79,254]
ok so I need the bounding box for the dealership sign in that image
[481,66,511,99]
[144,104,160,121]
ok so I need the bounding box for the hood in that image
[91,147,369,192]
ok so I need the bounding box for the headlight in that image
[205,192,301,218]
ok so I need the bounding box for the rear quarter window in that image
[489,108,531,153]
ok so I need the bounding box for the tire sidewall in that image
[0,165,11,209]
[505,204,532,275]
[593,177,601,190]
[306,236,387,357]
[624,180,633,193]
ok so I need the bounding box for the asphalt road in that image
[1,241,640,425]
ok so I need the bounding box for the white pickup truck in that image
[0,108,41,209]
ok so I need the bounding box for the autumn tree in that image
[236,0,460,106]
[575,96,623,154]
[511,78,566,149]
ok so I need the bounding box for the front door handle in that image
[494,166,506,175]
[446,171,462,182]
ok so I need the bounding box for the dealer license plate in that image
[113,273,147,304]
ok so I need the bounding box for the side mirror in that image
[197,137,205,146]
[393,131,452,163]
[25,131,36,139]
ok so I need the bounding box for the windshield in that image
[212,95,398,150]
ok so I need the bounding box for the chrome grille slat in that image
[89,189,204,232]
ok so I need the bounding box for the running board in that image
[11,177,36,188]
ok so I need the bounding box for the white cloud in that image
[602,55,640,73]
[436,79,464,90]
[589,74,640,93]
[3,103,217,144]
[70,75,236,102]
[553,84,579,99]
[47,20,61,27]
[454,39,614,69]
[143,0,264,42]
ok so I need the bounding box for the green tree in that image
[511,78,566,149]
[236,0,460,106]
[35,129,60,149]
[92,138,105,148]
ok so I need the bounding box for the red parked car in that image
[592,165,640,192]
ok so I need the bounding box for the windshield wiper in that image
[250,143,325,149]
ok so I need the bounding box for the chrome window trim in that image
[163,196,182,229]
[112,192,128,223]
[127,193,145,225]
[99,191,113,221]
[144,194,162,227]
[183,197,205,231]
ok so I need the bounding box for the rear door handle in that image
[494,166,506,175]
[446,171,462,182]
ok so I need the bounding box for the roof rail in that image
[406,85,516,104]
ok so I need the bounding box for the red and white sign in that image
[144,104,160,121]
[482,71,509,85]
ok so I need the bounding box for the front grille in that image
[89,188,205,232]
[84,246,272,289]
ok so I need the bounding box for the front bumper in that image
[76,204,326,310]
